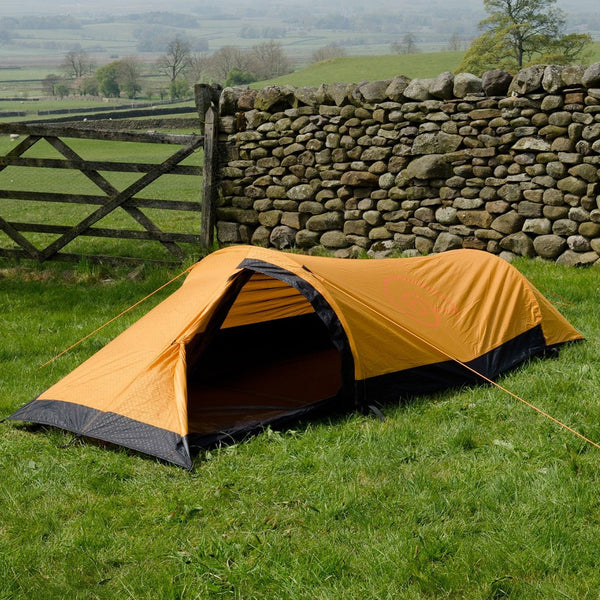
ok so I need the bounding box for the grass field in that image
[261,42,600,88]
[1,256,599,599]
[258,51,467,87]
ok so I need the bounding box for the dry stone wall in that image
[215,63,600,266]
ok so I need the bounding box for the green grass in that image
[1,257,599,599]
[0,97,196,122]
[587,40,600,63]
[258,51,466,87]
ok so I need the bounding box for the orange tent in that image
[8,246,582,468]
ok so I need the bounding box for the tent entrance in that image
[186,272,344,441]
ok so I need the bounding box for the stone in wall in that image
[453,73,483,98]
[482,70,513,97]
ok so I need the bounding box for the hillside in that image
[256,44,600,88]
[256,52,465,87]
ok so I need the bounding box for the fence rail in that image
[0,92,218,265]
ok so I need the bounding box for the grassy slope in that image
[258,42,600,88]
[258,51,466,87]
[1,258,599,599]
[587,40,600,63]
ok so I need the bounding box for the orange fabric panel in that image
[527,283,584,347]
[37,247,255,433]
[278,249,582,380]
[221,272,314,329]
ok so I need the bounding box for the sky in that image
[2,0,598,16]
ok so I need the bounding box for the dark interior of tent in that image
[185,272,344,441]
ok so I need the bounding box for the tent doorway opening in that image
[185,270,344,442]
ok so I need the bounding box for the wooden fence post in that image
[200,105,218,249]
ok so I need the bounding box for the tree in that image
[311,43,347,64]
[457,30,516,75]
[187,54,213,84]
[189,41,292,86]
[458,0,592,75]
[79,76,99,96]
[157,36,192,83]
[55,83,71,99]
[62,49,95,79]
[207,46,252,82]
[95,62,120,97]
[447,33,464,52]
[169,77,191,100]
[117,56,143,99]
[225,68,257,87]
[247,40,292,80]
[42,74,62,96]
[541,33,593,65]
[391,33,418,55]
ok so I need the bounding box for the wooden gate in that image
[0,104,218,265]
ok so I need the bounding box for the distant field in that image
[0,98,196,125]
[0,51,468,102]
[0,16,423,72]
[1,39,599,102]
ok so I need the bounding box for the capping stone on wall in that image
[215,63,600,265]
